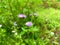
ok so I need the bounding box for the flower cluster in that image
[17,13,38,26]
[30,13,38,17]
[18,14,34,27]
[0,13,37,28]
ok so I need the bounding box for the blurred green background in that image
[0,0,60,45]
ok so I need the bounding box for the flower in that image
[25,22,33,26]
[29,13,38,17]
[14,22,17,26]
[34,13,38,16]
[12,30,16,33]
[29,14,32,16]
[0,24,2,28]
[15,32,18,35]
[50,32,54,35]
[18,14,26,18]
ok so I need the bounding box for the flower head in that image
[18,14,26,18]
[50,32,54,36]
[14,22,17,26]
[12,30,16,33]
[29,14,32,16]
[34,13,38,16]
[0,24,2,28]
[25,22,33,26]
[15,32,18,35]
[29,13,38,17]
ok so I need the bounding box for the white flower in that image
[15,32,18,35]
[12,30,16,33]
[50,32,54,36]
[14,22,17,26]
[50,32,54,35]
[34,13,38,16]
[0,24,2,28]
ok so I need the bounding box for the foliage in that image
[0,0,60,45]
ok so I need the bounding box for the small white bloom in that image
[50,32,54,36]
[14,22,17,26]
[34,13,38,16]
[0,24,2,28]
[50,32,54,35]
[29,14,32,16]
[15,32,18,35]
[55,37,58,39]
[41,37,44,40]
[12,30,16,33]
